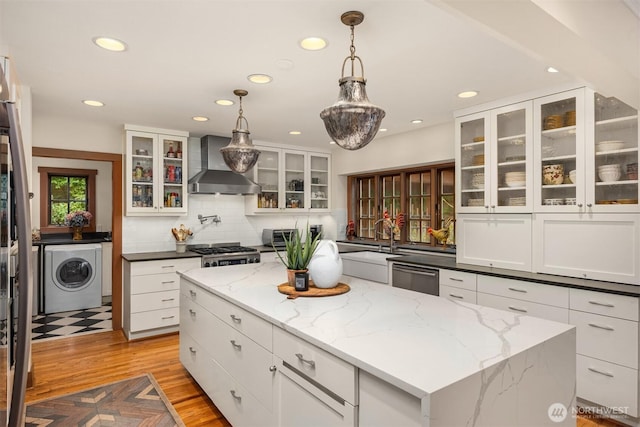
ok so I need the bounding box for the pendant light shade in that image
[320,11,385,151]
[220,89,261,173]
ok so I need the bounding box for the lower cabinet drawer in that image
[477,275,569,308]
[179,332,216,397]
[206,356,275,427]
[477,293,569,323]
[570,310,638,369]
[439,269,477,292]
[273,327,356,405]
[130,307,179,331]
[440,284,477,304]
[131,273,180,295]
[570,288,639,322]
[130,290,179,312]
[577,354,639,417]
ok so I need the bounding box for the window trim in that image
[38,167,97,234]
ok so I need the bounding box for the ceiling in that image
[0,0,638,149]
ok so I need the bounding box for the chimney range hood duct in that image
[188,135,261,195]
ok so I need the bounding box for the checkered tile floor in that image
[31,303,112,341]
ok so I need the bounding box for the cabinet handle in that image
[449,278,463,282]
[588,300,614,308]
[188,309,196,316]
[507,287,527,293]
[161,265,175,269]
[161,315,175,320]
[484,205,489,209]
[577,203,583,208]
[230,339,242,350]
[269,365,277,373]
[230,314,242,323]
[189,346,196,354]
[587,203,592,208]
[189,290,196,297]
[588,323,614,331]
[161,298,175,302]
[508,306,528,313]
[491,205,496,209]
[588,367,614,378]
[448,293,464,299]
[295,353,316,369]
[230,390,242,402]
[161,280,175,284]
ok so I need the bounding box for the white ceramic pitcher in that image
[308,240,343,289]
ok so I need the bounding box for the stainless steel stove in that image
[188,242,260,268]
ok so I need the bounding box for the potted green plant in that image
[274,224,321,287]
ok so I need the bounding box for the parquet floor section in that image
[26,330,623,427]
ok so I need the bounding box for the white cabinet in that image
[439,268,477,304]
[455,213,532,271]
[245,143,331,214]
[125,125,188,216]
[533,213,640,284]
[123,256,199,339]
[569,288,640,417]
[456,101,533,213]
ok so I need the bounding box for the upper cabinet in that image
[245,143,331,214]
[456,101,533,213]
[125,125,188,216]
[534,88,638,213]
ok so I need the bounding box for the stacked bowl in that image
[505,171,526,187]
[597,164,621,182]
[471,172,485,189]
[595,140,624,153]
[569,170,577,184]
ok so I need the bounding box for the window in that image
[347,163,455,247]
[38,167,97,233]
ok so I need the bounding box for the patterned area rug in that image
[26,374,185,426]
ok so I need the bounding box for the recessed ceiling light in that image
[329,141,336,144]
[289,131,302,135]
[457,91,478,98]
[547,66,559,73]
[411,119,423,124]
[192,116,209,122]
[92,36,127,52]
[215,99,234,106]
[247,74,273,84]
[82,100,104,107]
[379,128,387,132]
[300,37,327,51]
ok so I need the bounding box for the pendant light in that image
[320,11,385,151]
[220,89,261,173]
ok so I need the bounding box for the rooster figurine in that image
[427,217,455,249]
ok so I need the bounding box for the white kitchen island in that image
[179,260,576,427]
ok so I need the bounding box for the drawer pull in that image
[449,278,463,282]
[588,323,614,331]
[588,367,614,378]
[161,280,175,284]
[295,353,316,369]
[161,298,175,302]
[189,346,196,354]
[588,300,615,308]
[161,265,175,269]
[508,306,528,313]
[448,293,464,299]
[161,315,175,320]
[230,390,242,402]
[189,309,196,316]
[507,287,527,293]
[189,290,196,297]
[230,340,242,350]
[230,314,242,323]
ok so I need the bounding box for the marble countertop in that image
[180,261,574,398]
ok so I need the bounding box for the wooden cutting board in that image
[277,282,350,299]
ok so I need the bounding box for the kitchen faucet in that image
[198,214,221,224]
[373,218,396,254]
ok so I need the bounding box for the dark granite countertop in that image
[33,232,112,246]
[121,250,201,262]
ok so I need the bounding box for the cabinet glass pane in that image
[540,97,577,205]
[593,93,638,206]
[497,108,527,207]
[285,152,305,209]
[440,169,455,228]
[310,155,328,209]
[256,149,279,208]
[459,118,485,208]
[161,138,184,208]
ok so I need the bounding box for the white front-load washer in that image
[44,244,102,314]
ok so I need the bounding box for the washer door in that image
[54,257,94,291]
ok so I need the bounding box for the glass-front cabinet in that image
[456,101,532,213]
[125,126,188,216]
[408,171,431,243]
[246,144,331,214]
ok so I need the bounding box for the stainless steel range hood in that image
[188,135,261,195]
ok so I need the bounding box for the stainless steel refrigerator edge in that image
[1,56,34,426]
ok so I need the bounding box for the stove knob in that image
[211,260,218,267]
[204,261,211,268]
[248,258,254,264]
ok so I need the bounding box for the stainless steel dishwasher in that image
[391,263,439,296]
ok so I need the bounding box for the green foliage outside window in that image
[50,176,88,225]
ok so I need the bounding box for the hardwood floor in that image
[26,330,621,427]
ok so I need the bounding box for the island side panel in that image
[426,327,576,427]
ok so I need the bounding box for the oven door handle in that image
[393,264,438,277]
